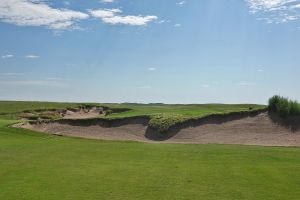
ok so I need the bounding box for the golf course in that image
[1,0,300,199]
[0,100,300,200]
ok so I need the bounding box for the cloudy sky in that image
[0,0,300,104]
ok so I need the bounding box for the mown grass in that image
[0,119,299,200]
[0,102,299,199]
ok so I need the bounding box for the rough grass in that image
[0,101,266,132]
[102,104,266,132]
[268,95,300,117]
[103,103,266,119]
[148,113,188,133]
[0,119,299,200]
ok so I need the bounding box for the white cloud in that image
[0,72,23,76]
[177,1,187,5]
[246,0,300,23]
[237,81,256,86]
[0,0,89,30]
[148,67,156,71]
[174,23,182,27]
[63,1,70,6]
[89,8,158,26]
[0,80,68,87]
[25,55,39,59]
[138,86,152,89]
[201,84,210,88]
[1,54,14,59]
[100,0,115,3]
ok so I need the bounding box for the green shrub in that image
[276,97,289,117]
[268,95,281,111]
[268,95,300,117]
[148,114,188,133]
[289,100,300,115]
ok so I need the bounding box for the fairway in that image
[0,120,300,200]
[0,102,300,200]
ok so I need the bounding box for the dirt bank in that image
[17,112,300,147]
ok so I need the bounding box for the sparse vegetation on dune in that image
[102,103,266,133]
[0,101,266,133]
[268,95,300,117]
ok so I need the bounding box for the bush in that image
[148,114,188,133]
[268,95,281,111]
[268,95,300,117]
[289,100,300,115]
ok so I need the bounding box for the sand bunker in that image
[17,112,300,147]
[61,107,104,119]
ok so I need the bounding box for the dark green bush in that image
[268,95,281,111]
[148,114,188,133]
[289,100,300,115]
[268,95,300,117]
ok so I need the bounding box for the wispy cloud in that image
[138,85,152,89]
[0,0,89,30]
[1,54,14,59]
[177,1,187,5]
[100,0,115,3]
[25,55,39,59]
[89,8,158,26]
[0,72,23,76]
[148,67,156,71]
[174,23,182,27]
[237,81,256,86]
[246,0,300,23]
[201,84,210,88]
[0,80,68,87]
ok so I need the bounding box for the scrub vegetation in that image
[268,95,300,117]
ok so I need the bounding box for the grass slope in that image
[103,104,266,132]
[0,120,299,200]
[103,103,266,118]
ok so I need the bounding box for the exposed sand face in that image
[62,109,103,119]
[170,113,300,146]
[22,123,148,142]
[18,113,300,147]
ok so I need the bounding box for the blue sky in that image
[0,0,300,104]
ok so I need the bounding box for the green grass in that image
[0,119,299,200]
[103,103,266,118]
[0,101,266,132]
[102,103,266,132]
[0,101,299,199]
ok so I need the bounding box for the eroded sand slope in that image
[19,113,300,146]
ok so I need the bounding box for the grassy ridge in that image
[0,101,266,132]
[103,104,266,132]
[0,120,299,200]
[103,103,265,118]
